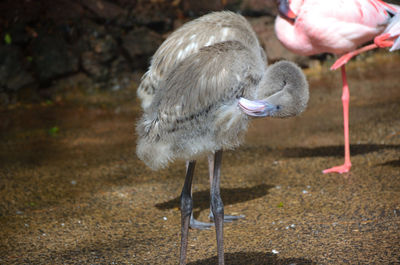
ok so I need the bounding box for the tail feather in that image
[385,12,400,51]
[382,1,400,14]
[136,137,173,170]
[137,71,157,110]
[389,37,400,51]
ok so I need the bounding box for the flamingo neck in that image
[274,16,315,56]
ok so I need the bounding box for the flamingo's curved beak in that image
[238,98,279,117]
[278,0,297,23]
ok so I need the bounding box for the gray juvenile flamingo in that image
[136,11,309,265]
[139,11,267,230]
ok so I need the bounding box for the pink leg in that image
[323,65,352,174]
[331,44,377,70]
[331,33,395,70]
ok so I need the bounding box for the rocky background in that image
[0,0,399,105]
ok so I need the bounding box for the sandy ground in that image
[1,52,400,264]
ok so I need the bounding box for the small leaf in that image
[4,33,12,44]
[26,56,33,62]
[48,126,59,136]
[277,202,284,208]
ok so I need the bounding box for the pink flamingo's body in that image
[275,0,400,174]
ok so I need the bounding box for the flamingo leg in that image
[189,153,244,229]
[331,33,396,70]
[323,65,352,174]
[179,160,196,265]
[188,156,214,229]
[331,43,378,70]
[211,150,225,265]
[208,153,245,222]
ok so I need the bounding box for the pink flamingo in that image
[275,0,400,174]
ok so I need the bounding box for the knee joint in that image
[211,195,224,216]
[180,193,193,216]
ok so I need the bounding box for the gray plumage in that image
[137,11,265,110]
[135,11,309,265]
[136,40,308,170]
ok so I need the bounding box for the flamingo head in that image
[239,61,309,118]
[277,0,297,23]
[257,61,309,118]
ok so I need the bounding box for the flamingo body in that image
[138,11,265,110]
[275,0,400,56]
[137,41,263,170]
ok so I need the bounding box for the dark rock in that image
[0,0,43,24]
[110,56,131,77]
[221,0,243,11]
[240,0,277,16]
[184,0,277,17]
[81,51,109,81]
[122,28,164,70]
[78,19,108,39]
[89,34,118,63]
[0,92,11,105]
[112,0,138,9]
[31,35,79,83]
[181,0,224,16]
[41,0,85,21]
[131,2,176,33]
[80,0,128,21]
[49,72,94,94]
[0,0,86,24]
[0,45,34,92]
[81,33,118,81]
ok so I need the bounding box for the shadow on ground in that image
[281,144,400,158]
[380,159,400,167]
[155,184,274,214]
[188,251,314,265]
[25,236,162,264]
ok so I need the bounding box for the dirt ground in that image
[1,52,400,264]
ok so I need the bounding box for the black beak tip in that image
[278,0,297,23]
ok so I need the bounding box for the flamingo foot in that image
[190,216,214,230]
[374,33,394,48]
[190,213,245,230]
[322,163,352,174]
[209,212,245,222]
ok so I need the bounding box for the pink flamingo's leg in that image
[331,44,378,70]
[331,33,395,70]
[323,65,352,174]
[325,33,396,173]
